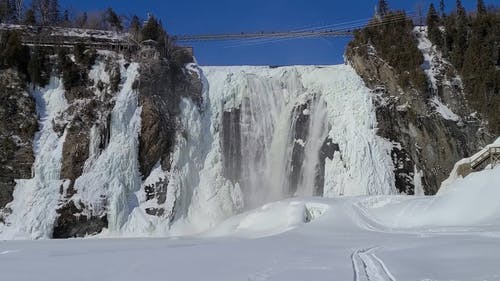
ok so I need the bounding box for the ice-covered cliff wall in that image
[0,52,398,239]
[346,24,494,195]
[127,64,398,236]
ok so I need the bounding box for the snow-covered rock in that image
[346,25,493,195]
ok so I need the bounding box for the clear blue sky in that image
[59,0,491,66]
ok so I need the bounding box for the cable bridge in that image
[0,13,417,53]
[174,29,355,42]
[173,12,419,42]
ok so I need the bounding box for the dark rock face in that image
[58,59,118,184]
[50,48,202,238]
[137,48,202,180]
[60,127,90,182]
[52,200,108,239]
[0,69,38,210]
[0,38,201,236]
[143,177,169,218]
[221,108,241,184]
[316,137,340,196]
[135,48,201,223]
[52,54,121,238]
[346,44,494,194]
[289,102,311,195]
[136,49,202,223]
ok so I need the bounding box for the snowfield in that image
[2,165,500,281]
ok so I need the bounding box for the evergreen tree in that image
[129,15,141,41]
[105,8,122,31]
[427,3,442,48]
[456,0,466,18]
[348,11,427,91]
[23,8,35,25]
[77,11,87,28]
[141,15,162,41]
[1,31,29,71]
[450,0,468,69]
[61,9,69,25]
[377,0,389,17]
[0,0,10,23]
[461,10,500,133]
[477,0,486,15]
[0,0,17,23]
[439,0,446,18]
[49,0,59,24]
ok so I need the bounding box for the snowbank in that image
[361,165,500,230]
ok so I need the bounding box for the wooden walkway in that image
[457,145,500,178]
[470,146,500,169]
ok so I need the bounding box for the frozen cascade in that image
[297,95,329,197]
[122,65,244,236]
[73,63,142,233]
[0,78,68,239]
[1,63,397,239]
[202,65,396,210]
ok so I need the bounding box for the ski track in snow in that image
[352,247,396,281]
[0,250,20,255]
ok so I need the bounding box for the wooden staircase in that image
[457,145,500,178]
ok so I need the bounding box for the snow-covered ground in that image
[2,164,500,281]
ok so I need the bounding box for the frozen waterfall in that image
[202,65,396,208]
[0,63,397,239]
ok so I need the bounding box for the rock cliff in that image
[0,69,37,216]
[0,41,202,238]
[346,27,495,195]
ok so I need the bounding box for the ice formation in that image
[1,78,68,239]
[1,63,398,238]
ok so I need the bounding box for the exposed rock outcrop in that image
[137,47,201,179]
[30,46,201,238]
[0,69,37,210]
[346,39,494,194]
[135,48,201,222]
[221,108,241,184]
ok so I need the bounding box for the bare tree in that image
[31,0,51,25]
[14,0,23,22]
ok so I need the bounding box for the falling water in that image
[217,68,330,208]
